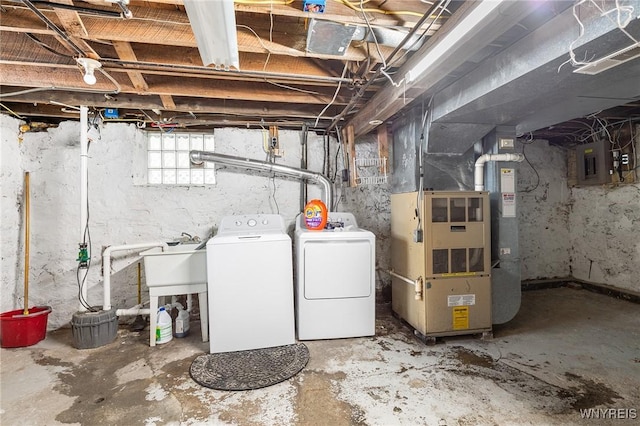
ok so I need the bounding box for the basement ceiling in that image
[1,0,639,145]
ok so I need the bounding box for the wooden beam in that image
[0,7,389,63]
[112,41,149,92]
[1,93,341,122]
[342,125,357,187]
[377,125,390,174]
[0,62,352,105]
[116,0,434,28]
[53,0,100,59]
[159,94,176,110]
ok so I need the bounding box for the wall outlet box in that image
[499,138,515,149]
[104,108,119,118]
[303,0,325,13]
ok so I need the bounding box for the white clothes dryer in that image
[207,214,295,353]
[294,212,376,340]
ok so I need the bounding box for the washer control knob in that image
[247,219,257,227]
[235,220,242,226]
[262,219,269,225]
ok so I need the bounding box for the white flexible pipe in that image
[79,106,89,312]
[474,153,524,191]
[102,242,169,310]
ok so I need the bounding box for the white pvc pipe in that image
[79,106,89,311]
[474,153,524,191]
[102,242,169,310]
[116,306,151,316]
[388,269,423,301]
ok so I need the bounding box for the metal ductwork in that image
[190,150,333,211]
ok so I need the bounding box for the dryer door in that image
[304,240,373,299]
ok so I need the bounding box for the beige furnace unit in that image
[390,191,492,343]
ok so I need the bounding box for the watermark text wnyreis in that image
[580,408,637,420]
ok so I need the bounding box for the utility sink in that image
[140,243,207,288]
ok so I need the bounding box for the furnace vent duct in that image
[190,150,333,211]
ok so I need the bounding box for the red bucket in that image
[0,306,51,348]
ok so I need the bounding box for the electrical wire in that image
[559,0,637,72]
[269,175,280,214]
[24,33,74,58]
[334,0,430,18]
[314,61,348,128]
[235,0,294,4]
[519,134,540,193]
[0,102,24,119]
[357,0,402,87]
[77,139,97,312]
[387,0,451,69]
[333,138,342,182]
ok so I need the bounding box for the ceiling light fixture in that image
[76,57,102,85]
[405,0,505,83]
[183,0,239,70]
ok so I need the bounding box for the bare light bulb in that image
[76,57,102,86]
[83,69,97,85]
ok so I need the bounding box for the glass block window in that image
[147,132,216,185]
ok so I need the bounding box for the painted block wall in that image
[568,126,640,293]
[517,139,571,280]
[1,116,331,329]
[569,184,640,293]
[337,133,392,301]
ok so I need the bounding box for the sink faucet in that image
[180,232,201,243]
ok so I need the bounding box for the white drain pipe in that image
[102,242,168,311]
[474,153,524,191]
[79,106,89,311]
[190,150,333,212]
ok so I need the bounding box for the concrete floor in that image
[1,286,639,426]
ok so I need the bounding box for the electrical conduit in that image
[190,150,333,212]
[79,106,89,311]
[474,153,525,191]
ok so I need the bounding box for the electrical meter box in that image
[391,191,492,343]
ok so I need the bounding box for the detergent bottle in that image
[174,305,190,338]
[304,199,328,230]
[155,306,173,344]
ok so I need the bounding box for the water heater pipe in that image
[190,150,333,212]
[102,242,168,311]
[474,153,525,191]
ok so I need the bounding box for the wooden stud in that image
[343,124,357,187]
[377,125,390,174]
[112,41,149,92]
[159,94,176,110]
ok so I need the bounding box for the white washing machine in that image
[295,212,376,340]
[207,214,295,353]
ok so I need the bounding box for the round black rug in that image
[190,343,309,391]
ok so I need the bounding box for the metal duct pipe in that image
[190,150,333,211]
[474,153,524,191]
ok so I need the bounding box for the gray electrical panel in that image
[576,140,612,185]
